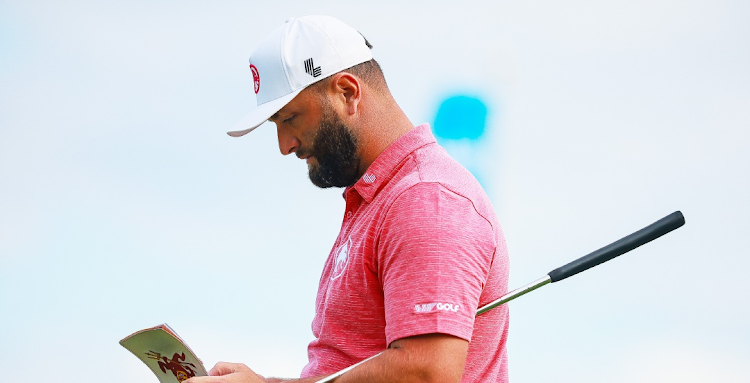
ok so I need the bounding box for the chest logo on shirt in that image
[331,237,352,280]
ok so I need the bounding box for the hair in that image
[345,59,387,91]
[309,59,388,94]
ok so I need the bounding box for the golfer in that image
[186,15,510,383]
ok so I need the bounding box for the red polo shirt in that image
[301,124,510,382]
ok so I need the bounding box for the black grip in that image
[547,211,685,283]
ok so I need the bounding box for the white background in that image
[1,1,748,382]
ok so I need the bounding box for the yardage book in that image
[120,324,208,383]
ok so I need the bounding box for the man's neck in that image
[355,96,413,178]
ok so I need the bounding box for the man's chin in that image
[308,168,344,189]
[307,165,328,189]
[309,176,334,189]
[307,160,360,189]
[307,162,319,178]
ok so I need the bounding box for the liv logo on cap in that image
[304,58,322,77]
[250,64,260,94]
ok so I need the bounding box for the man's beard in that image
[304,105,361,188]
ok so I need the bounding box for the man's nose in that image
[277,125,300,155]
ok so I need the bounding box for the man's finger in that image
[209,361,250,376]
[183,362,249,383]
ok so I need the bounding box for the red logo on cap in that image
[250,64,260,94]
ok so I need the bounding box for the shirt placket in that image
[342,188,362,230]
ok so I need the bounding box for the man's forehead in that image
[268,104,292,122]
[269,88,322,122]
[268,105,293,122]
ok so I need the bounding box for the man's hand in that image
[183,362,268,383]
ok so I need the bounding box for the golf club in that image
[314,211,686,383]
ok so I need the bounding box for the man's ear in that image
[329,72,361,116]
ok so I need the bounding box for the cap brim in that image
[227,88,304,137]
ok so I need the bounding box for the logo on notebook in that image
[304,58,322,77]
[146,351,198,382]
[331,237,351,280]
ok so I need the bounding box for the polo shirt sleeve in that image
[376,182,497,345]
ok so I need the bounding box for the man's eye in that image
[283,115,296,124]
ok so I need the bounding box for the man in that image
[186,15,509,383]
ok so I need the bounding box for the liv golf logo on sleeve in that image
[414,302,461,314]
[331,237,351,280]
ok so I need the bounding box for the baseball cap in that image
[227,15,373,137]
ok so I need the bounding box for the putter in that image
[314,211,686,383]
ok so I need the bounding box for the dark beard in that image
[306,107,361,188]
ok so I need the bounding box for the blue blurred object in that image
[433,95,488,141]
[431,94,492,189]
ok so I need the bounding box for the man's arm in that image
[183,333,468,383]
[335,333,468,383]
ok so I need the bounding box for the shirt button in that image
[346,211,353,219]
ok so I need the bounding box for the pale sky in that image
[1,1,748,382]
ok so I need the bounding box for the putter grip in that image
[547,211,685,283]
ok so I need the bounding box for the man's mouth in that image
[297,151,315,164]
[297,154,314,164]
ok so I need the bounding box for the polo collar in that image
[346,124,436,203]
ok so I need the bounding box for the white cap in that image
[227,15,373,137]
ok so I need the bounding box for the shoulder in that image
[382,181,495,239]
[399,143,497,229]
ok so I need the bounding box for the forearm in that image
[332,347,463,383]
[184,335,466,383]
